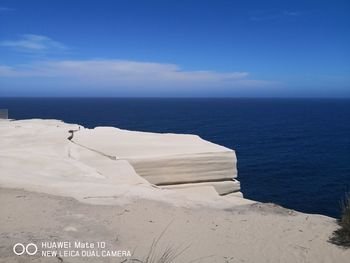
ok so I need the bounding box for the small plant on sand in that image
[120,221,190,263]
[330,193,350,247]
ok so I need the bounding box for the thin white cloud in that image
[0,6,13,12]
[283,11,301,16]
[0,59,277,95]
[250,10,302,21]
[0,34,66,52]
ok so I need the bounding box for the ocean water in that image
[1,98,349,218]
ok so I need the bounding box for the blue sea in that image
[1,98,349,218]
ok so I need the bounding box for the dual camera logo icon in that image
[13,243,38,256]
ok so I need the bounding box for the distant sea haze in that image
[1,98,349,218]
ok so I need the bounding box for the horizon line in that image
[1,96,350,100]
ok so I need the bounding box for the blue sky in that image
[0,0,349,97]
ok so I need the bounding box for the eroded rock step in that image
[73,127,241,196]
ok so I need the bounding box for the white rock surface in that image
[72,126,239,193]
[0,119,241,206]
[162,179,240,195]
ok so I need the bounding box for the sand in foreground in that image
[1,188,349,263]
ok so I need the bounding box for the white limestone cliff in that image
[72,126,240,196]
[0,119,242,206]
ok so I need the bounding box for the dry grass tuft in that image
[330,193,350,248]
[121,221,190,263]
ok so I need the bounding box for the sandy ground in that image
[1,188,349,263]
